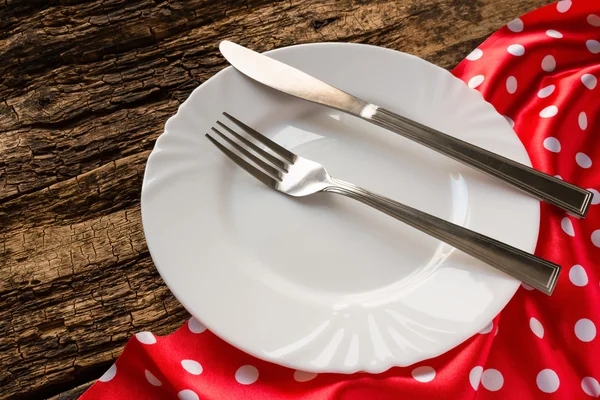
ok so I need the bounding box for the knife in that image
[219,40,592,218]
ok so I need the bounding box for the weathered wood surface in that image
[47,383,92,400]
[0,0,552,398]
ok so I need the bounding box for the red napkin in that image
[81,1,600,399]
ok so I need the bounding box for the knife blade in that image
[219,40,592,218]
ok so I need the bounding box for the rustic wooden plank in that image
[47,382,93,400]
[0,0,550,202]
[0,0,551,398]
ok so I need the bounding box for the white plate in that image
[141,43,539,373]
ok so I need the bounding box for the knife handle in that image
[369,107,592,218]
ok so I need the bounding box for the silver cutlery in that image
[206,112,561,295]
[218,40,592,218]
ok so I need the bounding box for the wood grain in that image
[0,0,551,398]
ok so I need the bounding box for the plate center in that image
[226,108,468,295]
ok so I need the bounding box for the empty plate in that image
[141,42,539,373]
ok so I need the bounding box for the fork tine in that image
[205,134,279,189]
[216,121,289,171]
[223,112,297,164]
[211,127,283,180]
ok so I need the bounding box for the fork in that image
[206,112,561,295]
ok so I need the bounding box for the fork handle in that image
[367,107,592,218]
[324,179,561,295]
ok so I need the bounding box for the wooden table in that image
[0,1,551,398]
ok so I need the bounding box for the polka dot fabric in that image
[81,2,600,399]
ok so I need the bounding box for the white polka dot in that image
[507,18,524,32]
[555,175,563,180]
[506,76,517,94]
[99,364,117,382]
[469,366,483,390]
[543,137,561,153]
[582,377,600,397]
[181,359,203,375]
[582,74,597,90]
[575,319,596,342]
[589,14,600,27]
[412,366,435,383]
[537,369,560,393]
[546,30,563,39]
[178,389,199,400]
[135,332,157,345]
[294,370,317,382]
[538,85,555,98]
[593,230,600,248]
[541,55,556,72]
[188,317,207,334]
[587,40,600,54]
[530,317,544,339]
[556,0,571,13]
[481,369,504,391]
[504,116,514,128]
[479,321,493,334]
[561,217,575,237]
[466,48,483,61]
[569,265,588,287]
[507,44,525,56]
[145,370,162,386]
[576,152,592,169]
[588,188,600,205]
[542,55,556,72]
[522,283,534,290]
[468,75,485,89]
[540,105,558,118]
[579,112,588,130]
[235,365,259,385]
